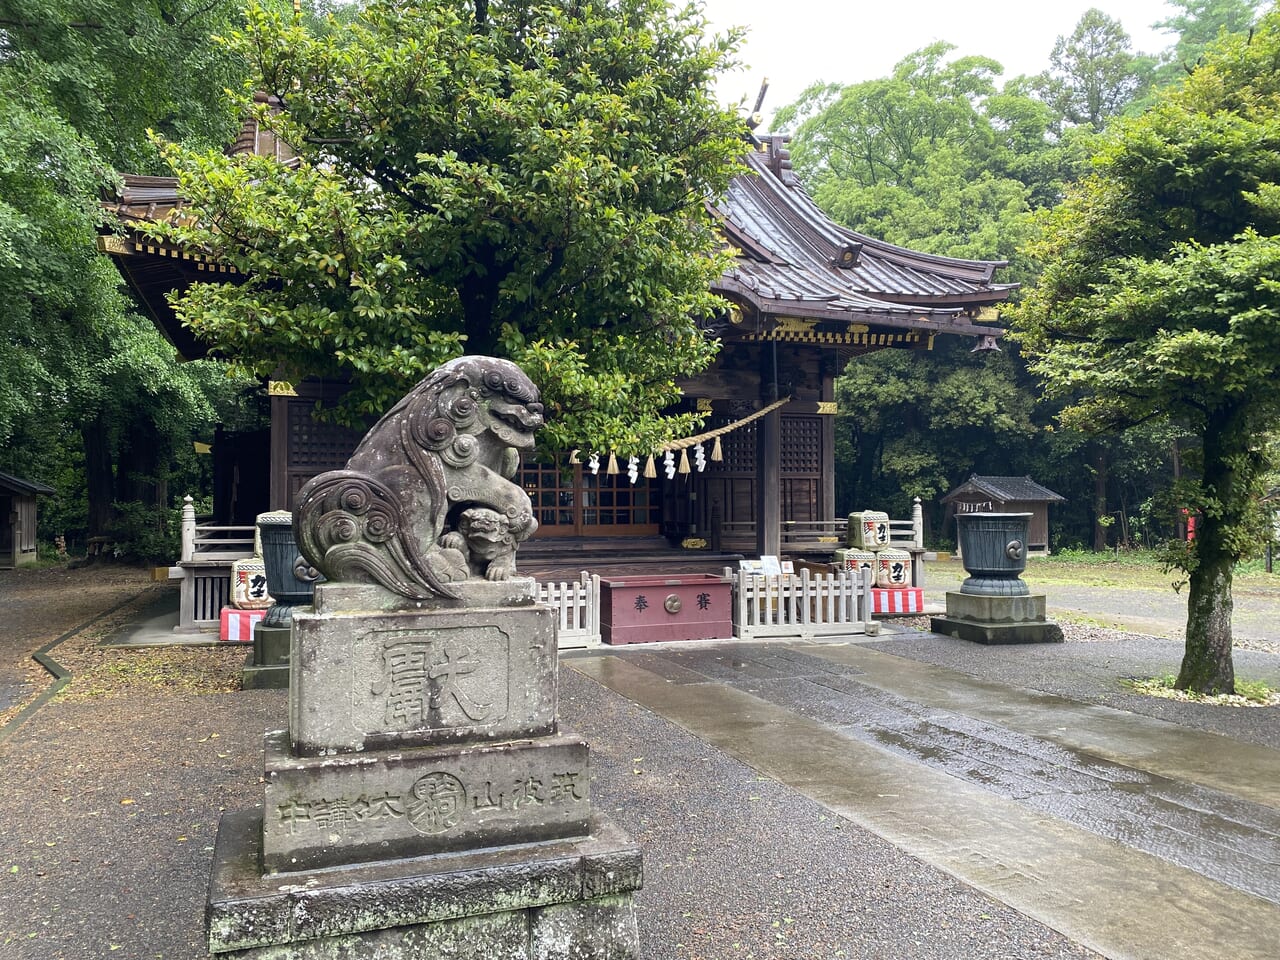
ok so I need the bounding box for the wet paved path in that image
[569,641,1280,960]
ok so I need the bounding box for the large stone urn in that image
[243,511,322,688]
[931,511,1062,645]
[957,512,1031,597]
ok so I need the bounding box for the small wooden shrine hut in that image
[940,475,1066,556]
[102,133,1014,560]
[0,470,55,568]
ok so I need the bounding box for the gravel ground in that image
[558,668,1100,960]
[0,565,168,726]
[0,567,1099,960]
[2,564,1275,958]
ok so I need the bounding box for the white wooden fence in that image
[537,572,601,649]
[725,566,876,641]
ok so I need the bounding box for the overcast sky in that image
[698,1,1182,126]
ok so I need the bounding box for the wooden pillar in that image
[756,346,782,558]
[820,355,836,520]
[269,393,289,511]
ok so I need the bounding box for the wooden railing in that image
[180,496,256,563]
[712,499,926,555]
[170,496,257,632]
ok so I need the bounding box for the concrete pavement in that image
[3,565,1278,959]
[567,637,1280,960]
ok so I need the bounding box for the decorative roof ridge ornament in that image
[293,356,543,604]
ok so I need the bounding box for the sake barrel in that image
[875,548,912,587]
[847,510,890,550]
[834,548,876,576]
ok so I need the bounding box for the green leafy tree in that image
[774,43,1087,287]
[0,0,269,545]
[156,0,745,456]
[1032,8,1155,130]
[1013,14,1280,693]
[834,342,1036,540]
[1152,0,1264,83]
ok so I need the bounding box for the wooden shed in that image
[0,471,55,568]
[941,475,1066,556]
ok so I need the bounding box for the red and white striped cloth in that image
[220,607,265,642]
[870,588,924,615]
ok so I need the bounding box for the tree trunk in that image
[1092,447,1108,551]
[459,259,501,356]
[83,414,116,540]
[1176,413,1239,694]
[1178,542,1235,694]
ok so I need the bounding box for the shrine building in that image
[102,130,1012,561]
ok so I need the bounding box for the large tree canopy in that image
[0,0,269,550]
[157,0,745,455]
[1014,11,1280,693]
[1032,8,1154,130]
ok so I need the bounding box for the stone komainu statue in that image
[294,356,543,601]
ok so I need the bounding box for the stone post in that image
[180,495,196,563]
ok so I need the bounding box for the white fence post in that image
[729,567,872,641]
[535,571,602,649]
[181,495,196,563]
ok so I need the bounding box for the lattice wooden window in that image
[288,402,362,470]
[520,463,575,529]
[581,472,658,527]
[780,415,821,475]
[713,418,755,473]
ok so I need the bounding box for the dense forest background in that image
[775,1,1276,549]
[0,1,1274,558]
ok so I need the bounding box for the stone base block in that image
[242,655,289,690]
[254,622,292,666]
[263,730,593,873]
[291,593,557,756]
[930,615,1064,645]
[944,591,1047,624]
[209,809,642,959]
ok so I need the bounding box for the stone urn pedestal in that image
[930,513,1063,645]
[207,579,642,959]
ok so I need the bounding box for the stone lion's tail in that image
[293,469,462,601]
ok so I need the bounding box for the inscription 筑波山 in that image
[273,770,588,838]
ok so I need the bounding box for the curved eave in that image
[727,151,1012,302]
[712,276,1003,339]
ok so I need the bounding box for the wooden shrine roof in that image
[103,133,1011,356]
[940,475,1066,505]
[709,139,1014,337]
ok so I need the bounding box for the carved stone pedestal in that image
[930,591,1064,645]
[207,580,643,958]
[208,810,642,959]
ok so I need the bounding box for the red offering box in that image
[600,574,731,645]
[220,607,265,642]
[871,588,924,615]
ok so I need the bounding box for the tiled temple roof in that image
[709,141,1014,336]
[103,132,1012,354]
